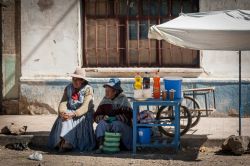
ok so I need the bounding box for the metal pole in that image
[0,4,2,114]
[239,50,242,136]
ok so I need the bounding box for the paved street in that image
[1,145,250,166]
[0,115,250,165]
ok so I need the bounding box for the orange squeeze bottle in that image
[153,72,160,99]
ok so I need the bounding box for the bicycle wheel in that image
[182,96,201,128]
[156,105,192,137]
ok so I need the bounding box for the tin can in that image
[162,90,167,100]
[169,89,176,101]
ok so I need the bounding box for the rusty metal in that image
[115,0,119,65]
[83,2,88,66]
[157,0,161,66]
[126,0,129,66]
[0,3,2,113]
[105,0,108,65]
[137,21,140,65]
[146,0,152,66]
[156,0,161,66]
[137,0,141,66]
[95,0,98,66]
[168,0,171,16]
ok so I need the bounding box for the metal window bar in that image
[83,2,88,66]
[156,4,161,67]
[115,0,119,65]
[126,0,129,66]
[147,18,152,66]
[0,4,2,113]
[94,0,98,66]
[136,1,140,66]
[83,0,199,68]
[105,1,108,65]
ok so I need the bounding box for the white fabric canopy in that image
[148,9,250,136]
[148,10,250,51]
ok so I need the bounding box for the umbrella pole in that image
[239,50,242,136]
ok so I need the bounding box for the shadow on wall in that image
[0,3,3,113]
[22,0,78,65]
[1,0,78,114]
[37,0,54,11]
[2,0,78,108]
[18,96,57,115]
[1,96,57,115]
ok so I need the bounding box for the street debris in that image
[221,135,250,155]
[1,123,27,135]
[28,151,43,161]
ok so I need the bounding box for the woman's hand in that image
[60,112,76,121]
[66,112,76,120]
[103,115,109,121]
[60,112,69,121]
[59,112,66,119]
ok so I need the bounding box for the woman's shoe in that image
[95,145,103,154]
[58,139,72,152]
[94,136,105,154]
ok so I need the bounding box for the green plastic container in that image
[105,136,120,142]
[103,146,120,154]
[105,132,121,137]
[104,141,120,147]
[103,132,121,154]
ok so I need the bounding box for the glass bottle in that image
[143,72,150,89]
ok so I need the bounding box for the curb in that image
[181,137,224,148]
[0,134,224,149]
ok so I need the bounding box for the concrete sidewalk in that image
[0,115,249,148]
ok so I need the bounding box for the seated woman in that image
[94,78,133,153]
[48,67,95,152]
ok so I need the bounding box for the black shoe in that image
[58,139,72,153]
[5,143,28,151]
[95,136,105,154]
[95,145,104,154]
[97,136,105,146]
[58,147,72,153]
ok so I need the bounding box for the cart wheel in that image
[182,96,201,128]
[156,105,192,137]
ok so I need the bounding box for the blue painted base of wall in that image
[20,78,250,116]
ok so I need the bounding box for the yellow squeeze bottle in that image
[134,73,142,90]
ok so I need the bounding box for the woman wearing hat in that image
[48,67,96,152]
[94,78,133,153]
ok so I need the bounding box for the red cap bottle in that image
[153,71,160,99]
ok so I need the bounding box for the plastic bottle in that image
[143,72,150,89]
[153,72,161,99]
[134,73,142,90]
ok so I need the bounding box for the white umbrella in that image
[148,9,250,135]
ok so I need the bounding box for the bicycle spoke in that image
[182,96,201,128]
[156,105,192,137]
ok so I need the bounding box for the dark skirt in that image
[48,111,96,151]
